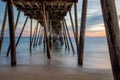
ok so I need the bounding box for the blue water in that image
[0,37,111,69]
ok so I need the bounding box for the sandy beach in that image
[0,55,113,80]
[0,64,113,80]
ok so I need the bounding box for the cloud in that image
[86,23,105,37]
[0,0,120,37]
[87,14,103,27]
[88,23,105,32]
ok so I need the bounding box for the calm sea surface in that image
[0,37,111,69]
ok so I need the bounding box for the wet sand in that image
[0,64,113,80]
[0,51,113,80]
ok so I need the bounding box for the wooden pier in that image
[0,0,120,80]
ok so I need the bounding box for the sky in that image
[0,0,120,37]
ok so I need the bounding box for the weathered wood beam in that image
[63,32,68,50]
[64,19,75,54]
[24,13,65,22]
[14,11,21,29]
[62,26,67,49]
[62,21,70,51]
[37,26,42,45]
[42,3,51,59]
[78,0,88,66]
[6,11,21,57]
[17,2,25,8]
[7,0,16,66]
[69,11,76,43]
[27,2,33,8]
[38,27,43,45]
[30,18,32,51]
[2,0,78,3]
[35,25,42,46]
[17,7,70,12]
[34,2,40,7]
[7,16,28,56]
[43,31,46,53]
[49,20,52,49]
[100,0,120,80]
[33,22,39,48]
[31,21,38,47]
[60,21,67,50]
[74,2,78,50]
[16,17,28,47]
[0,3,8,53]
[64,32,70,51]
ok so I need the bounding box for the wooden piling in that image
[7,16,28,56]
[15,17,28,47]
[61,22,67,49]
[63,30,68,50]
[0,3,8,53]
[60,23,64,46]
[34,24,40,47]
[6,11,21,56]
[14,11,21,29]
[42,3,51,59]
[49,20,52,49]
[66,35,70,51]
[64,19,75,54]
[31,22,38,47]
[30,18,32,51]
[38,27,43,45]
[33,22,39,48]
[100,0,120,80]
[7,0,16,66]
[78,0,88,66]
[69,11,76,43]
[62,21,70,51]
[36,25,42,46]
[43,33,46,53]
[74,2,78,49]
[38,27,42,45]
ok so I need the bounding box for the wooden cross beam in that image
[2,0,78,3]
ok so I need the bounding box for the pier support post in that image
[0,3,8,53]
[62,21,70,51]
[39,27,43,45]
[15,17,28,47]
[74,2,78,49]
[7,15,27,56]
[14,11,21,29]
[43,33,46,53]
[69,11,76,44]
[6,11,21,57]
[36,25,41,46]
[42,3,51,59]
[64,19,75,55]
[49,20,52,49]
[33,22,39,48]
[61,22,67,50]
[63,31,68,50]
[100,0,120,80]
[31,22,38,47]
[78,0,88,66]
[7,0,16,66]
[34,24,40,47]
[30,18,32,51]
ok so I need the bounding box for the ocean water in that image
[0,37,111,69]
